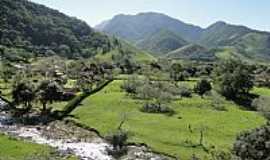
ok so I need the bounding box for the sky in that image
[30,0,270,31]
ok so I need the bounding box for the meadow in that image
[71,80,266,159]
[0,134,77,160]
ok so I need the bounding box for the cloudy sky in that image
[30,0,270,31]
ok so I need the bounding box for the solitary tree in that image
[213,59,254,100]
[12,81,35,111]
[194,79,212,98]
[170,63,183,81]
[36,80,63,112]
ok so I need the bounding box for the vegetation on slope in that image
[97,13,270,61]
[96,12,203,42]
[198,21,251,47]
[136,29,188,55]
[0,0,116,58]
[167,44,216,61]
[233,32,270,61]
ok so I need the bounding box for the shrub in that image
[121,76,142,95]
[194,79,212,98]
[121,80,137,95]
[233,122,270,160]
[61,91,76,101]
[105,131,128,158]
[140,103,175,116]
[209,149,233,160]
[252,96,270,119]
[210,92,227,111]
[179,85,192,98]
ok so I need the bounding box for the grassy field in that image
[252,87,270,96]
[71,80,266,159]
[0,134,77,160]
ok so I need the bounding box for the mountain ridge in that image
[96,12,270,61]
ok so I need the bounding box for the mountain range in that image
[96,12,270,61]
[1,0,269,62]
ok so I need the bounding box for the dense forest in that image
[0,0,118,59]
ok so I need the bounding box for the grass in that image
[71,80,266,159]
[0,134,77,160]
[0,79,12,101]
[252,87,270,97]
[95,49,155,63]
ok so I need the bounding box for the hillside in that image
[95,12,202,44]
[232,32,270,60]
[95,12,196,55]
[0,0,115,58]
[97,12,270,61]
[136,29,188,55]
[167,44,216,61]
[198,21,251,47]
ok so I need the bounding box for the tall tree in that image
[36,80,63,112]
[12,81,35,110]
[213,59,254,100]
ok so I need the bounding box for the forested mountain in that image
[97,12,270,61]
[0,0,117,59]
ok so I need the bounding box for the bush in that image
[209,149,233,160]
[140,103,175,116]
[233,122,270,160]
[105,131,128,158]
[179,85,192,98]
[61,91,76,101]
[194,79,212,97]
[210,92,227,111]
[252,96,270,119]
[121,76,142,95]
[121,81,137,95]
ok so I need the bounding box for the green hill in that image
[95,40,156,63]
[198,21,251,47]
[0,0,115,58]
[97,13,270,61]
[136,29,188,55]
[96,12,203,43]
[232,32,270,61]
[167,44,216,61]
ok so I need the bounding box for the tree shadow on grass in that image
[231,93,259,111]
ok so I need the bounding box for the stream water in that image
[0,99,113,160]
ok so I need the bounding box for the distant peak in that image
[207,21,228,29]
[136,12,165,16]
[112,12,168,19]
[212,21,227,26]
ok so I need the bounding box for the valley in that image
[0,0,270,160]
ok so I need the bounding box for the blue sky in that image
[30,0,270,31]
